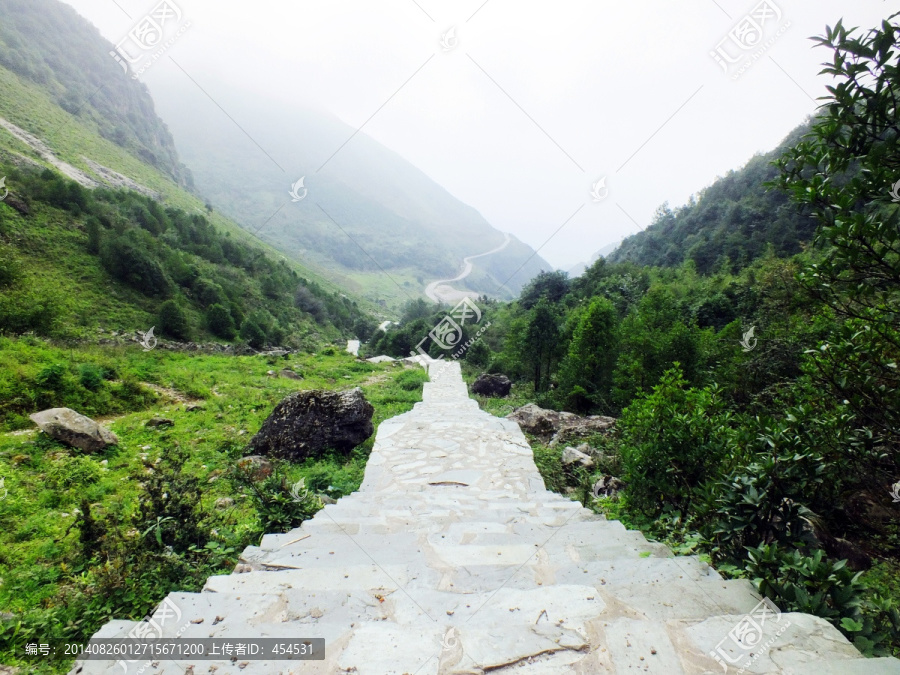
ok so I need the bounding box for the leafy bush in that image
[232,462,323,534]
[158,299,191,340]
[206,303,236,339]
[132,445,209,554]
[239,318,266,349]
[618,366,729,516]
[464,339,490,367]
[747,543,900,657]
[712,398,866,563]
[77,363,104,391]
[100,231,172,297]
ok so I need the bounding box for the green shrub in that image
[465,340,490,367]
[47,455,101,492]
[158,299,191,340]
[100,232,171,297]
[618,365,729,516]
[232,462,323,534]
[206,303,236,339]
[0,286,60,336]
[35,363,67,390]
[133,445,209,554]
[77,363,104,391]
[239,318,266,349]
[747,543,900,657]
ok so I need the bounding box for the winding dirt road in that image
[424,233,511,303]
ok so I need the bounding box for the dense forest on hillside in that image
[609,123,819,273]
[0,0,190,185]
[374,15,900,656]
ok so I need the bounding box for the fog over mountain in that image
[61,0,890,270]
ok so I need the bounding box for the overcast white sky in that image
[63,0,894,269]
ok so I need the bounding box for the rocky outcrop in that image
[29,408,118,452]
[247,388,374,461]
[506,403,616,445]
[2,193,29,216]
[471,373,511,397]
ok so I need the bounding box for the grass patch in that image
[0,339,428,673]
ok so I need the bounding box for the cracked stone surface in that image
[71,361,900,674]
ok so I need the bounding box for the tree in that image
[519,270,569,310]
[100,231,172,297]
[618,366,728,516]
[524,299,560,392]
[206,303,236,339]
[239,317,267,349]
[294,285,326,323]
[158,299,191,340]
[773,13,900,459]
[558,297,619,413]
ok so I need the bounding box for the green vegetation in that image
[0,0,188,185]
[608,123,818,273]
[0,342,428,673]
[459,14,900,659]
[0,161,366,344]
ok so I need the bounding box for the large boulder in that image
[550,414,616,447]
[471,373,512,398]
[247,388,374,461]
[506,403,577,442]
[29,408,119,452]
[506,403,615,445]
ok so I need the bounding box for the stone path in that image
[72,362,900,674]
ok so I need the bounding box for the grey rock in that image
[28,408,118,452]
[561,445,594,469]
[185,404,204,412]
[3,193,29,216]
[471,373,512,398]
[551,414,616,446]
[145,417,174,428]
[279,369,302,380]
[506,402,616,445]
[215,497,235,510]
[247,388,374,461]
[506,403,576,442]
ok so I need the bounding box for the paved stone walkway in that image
[72,362,900,674]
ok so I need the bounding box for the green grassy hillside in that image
[0,0,189,185]
[0,342,428,674]
[0,59,383,353]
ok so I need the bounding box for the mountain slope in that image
[0,18,368,345]
[0,0,190,186]
[608,122,818,273]
[146,76,551,304]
